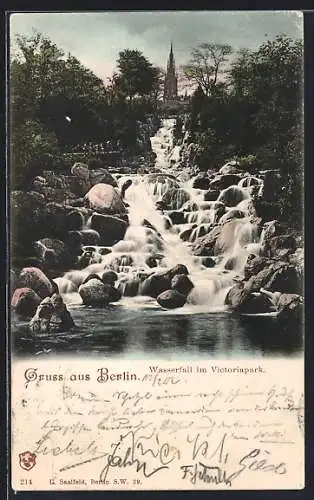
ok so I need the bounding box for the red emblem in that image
[19,451,36,471]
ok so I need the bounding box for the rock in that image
[79,278,110,306]
[244,256,271,280]
[157,289,187,309]
[192,226,222,256]
[140,274,171,298]
[262,220,284,240]
[50,294,75,330]
[121,179,132,198]
[164,264,189,280]
[192,173,211,190]
[18,267,54,299]
[264,265,301,294]
[180,225,197,242]
[82,273,102,285]
[217,186,246,207]
[225,284,274,313]
[28,293,75,334]
[101,270,118,285]
[77,248,102,268]
[66,229,100,250]
[161,188,190,210]
[146,256,158,268]
[204,189,220,202]
[224,256,238,271]
[71,162,89,181]
[243,261,285,293]
[261,235,297,260]
[171,275,194,295]
[219,161,240,175]
[11,287,42,317]
[90,213,127,246]
[201,257,216,268]
[28,297,54,333]
[210,174,242,190]
[89,168,118,188]
[105,285,121,302]
[85,183,126,214]
[118,278,140,297]
[34,238,70,270]
[277,294,303,323]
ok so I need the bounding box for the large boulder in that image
[84,183,126,214]
[167,211,186,225]
[225,284,274,313]
[33,238,71,270]
[76,248,103,268]
[171,274,194,296]
[192,173,211,190]
[90,213,127,246]
[102,270,118,285]
[261,235,297,260]
[118,278,140,297]
[210,174,242,190]
[18,267,54,299]
[164,264,189,280]
[140,273,171,298]
[71,162,89,181]
[11,287,42,317]
[204,189,220,202]
[192,226,222,256]
[89,168,118,188]
[277,294,303,324]
[28,294,75,334]
[219,161,240,175]
[264,265,302,294]
[78,278,121,306]
[217,186,246,207]
[157,289,187,309]
[161,188,190,210]
[244,255,271,280]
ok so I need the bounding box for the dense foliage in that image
[10,33,161,188]
[185,35,303,228]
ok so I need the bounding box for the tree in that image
[115,49,160,103]
[182,42,232,96]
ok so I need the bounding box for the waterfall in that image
[56,118,263,312]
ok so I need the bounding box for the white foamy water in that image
[56,118,264,313]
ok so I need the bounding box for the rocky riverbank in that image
[11,118,303,342]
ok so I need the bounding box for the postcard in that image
[8,10,304,491]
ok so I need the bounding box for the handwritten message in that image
[11,359,304,490]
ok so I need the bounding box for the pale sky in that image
[10,11,303,83]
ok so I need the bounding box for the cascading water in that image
[14,117,303,360]
[56,118,262,313]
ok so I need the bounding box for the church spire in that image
[164,42,178,103]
